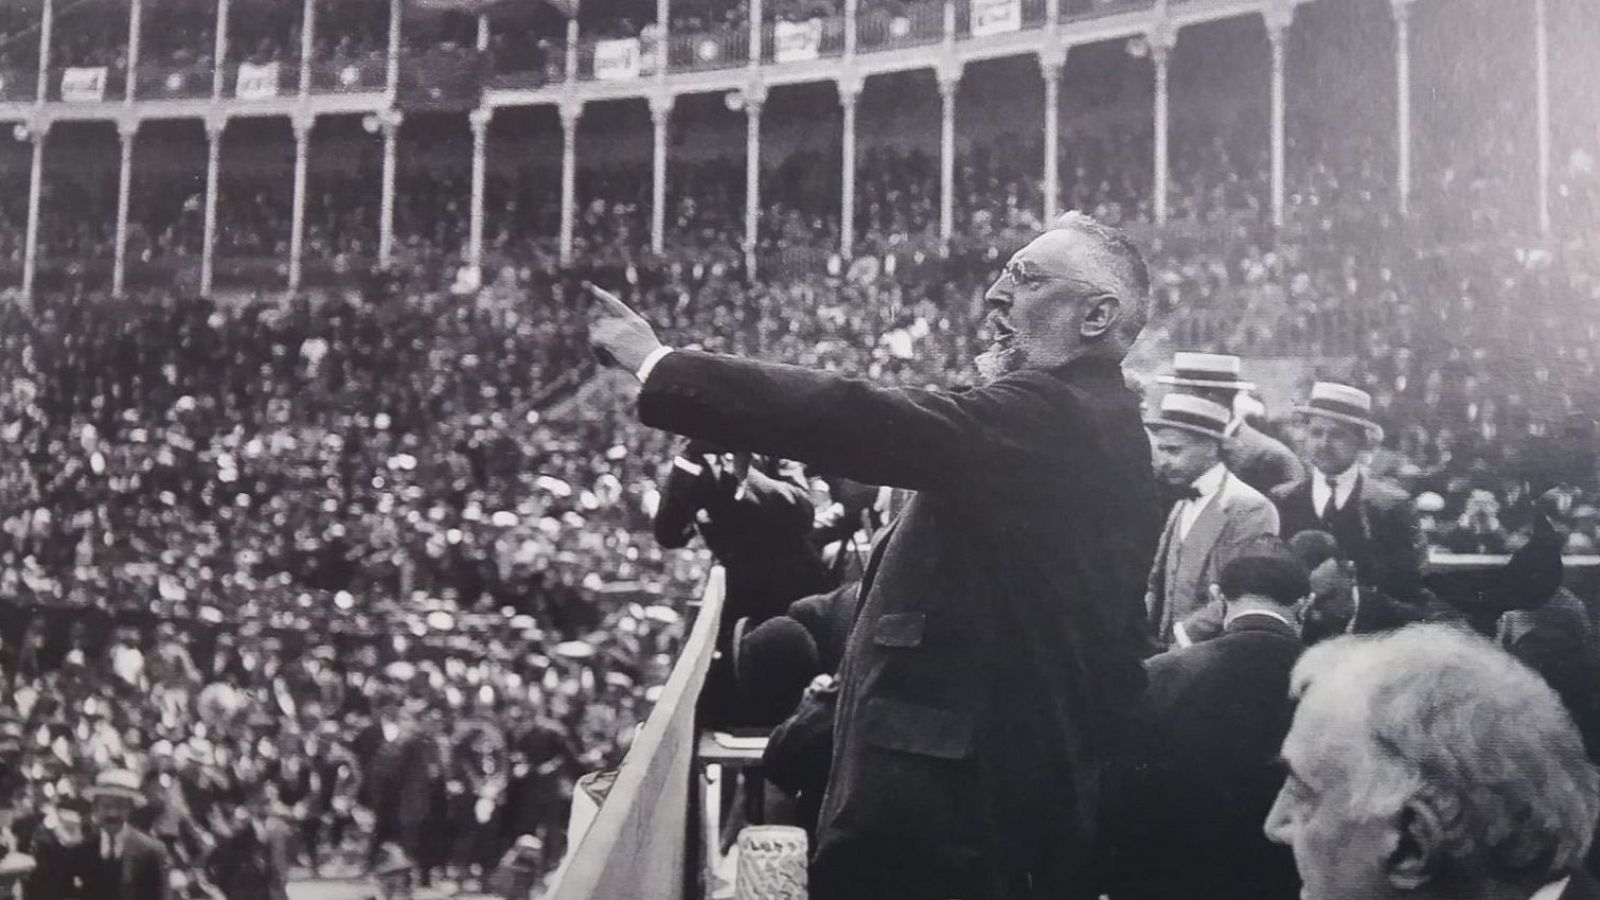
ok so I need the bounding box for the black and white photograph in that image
[0,0,1596,897]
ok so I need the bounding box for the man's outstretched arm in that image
[583,282,1075,491]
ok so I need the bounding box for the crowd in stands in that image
[0,2,1597,894]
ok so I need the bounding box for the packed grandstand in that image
[0,0,1596,894]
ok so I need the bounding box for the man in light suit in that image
[1272,382,1426,605]
[1144,394,1280,648]
[1156,352,1304,496]
[588,213,1161,900]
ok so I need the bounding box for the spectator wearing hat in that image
[78,768,168,900]
[206,780,292,900]
[1157,352,1305,497]
[1274,383,1427,605]
[1104,536,1307,900]
[1144,394,1281,648]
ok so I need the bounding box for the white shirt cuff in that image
[635,346,674,383]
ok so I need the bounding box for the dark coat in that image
[207,820,292,900]
[1224,422,1305,497]
[1272,472,1426,602]
[1102,614,1302,900]
[653,449,832,640]
[76,827,167,900]
[639,351,1160,900]
[1565,870,1600,900]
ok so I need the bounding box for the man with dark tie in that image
[1271,382,1426,605]
[1144,394,1280,649]
[78,769,168,900]
[1156,352,1304,496]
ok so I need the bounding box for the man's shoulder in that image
[124,828,165,859]
[1359,474,1413,510]
[1221,472,1274,510]
[1270,478,1310,503]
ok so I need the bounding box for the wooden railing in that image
[546,566,726,900]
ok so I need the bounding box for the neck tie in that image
[1319,474,1339,524]
[1174,485,1202,502]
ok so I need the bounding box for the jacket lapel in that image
[1176,481,1231,588]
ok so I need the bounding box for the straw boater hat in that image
[1143,394,1233,441]
[1156,352,1257,392]
[1294,382,1385,442]
[83,769,144,804]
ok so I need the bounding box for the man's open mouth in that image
[989,317,1016,348]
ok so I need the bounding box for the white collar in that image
[1530,877,1570,900]
[1316,463,1361,490]
[1224,609,1296,630]
[1190,464,1228,500]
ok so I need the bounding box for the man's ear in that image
[1208,583,1227,606]
[1080,294,1122,340]
[1386,799,1445,892]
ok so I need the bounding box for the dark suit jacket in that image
[1565,870,1600,900]
[640,350,1160,899]
[654,451,832,636]
[208,820,292,900]
[1272,472,1425,602]
[78,827,167,900]
[1224,421,1305,497]
[1103,614,1303,900]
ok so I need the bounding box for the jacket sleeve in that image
[733,468,816,539]
[638,350,1087,491]
[651,456,707,549]
[1178,499,1281,643]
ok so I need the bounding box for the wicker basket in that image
[734,825,809,900]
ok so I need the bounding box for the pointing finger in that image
[582,281,634,316]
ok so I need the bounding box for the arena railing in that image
[545,565,726,900]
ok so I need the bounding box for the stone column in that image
[21,120,50,301]
[558,99,583,266]
[650,93,675,255]
[1040,48,1066,222]
[1149,25,1175,225]
[838,74,863,258]
[467,106,493,274]
[1390,0,1411,215]
[1534,0,1550,234]
[378,112,401,268]
[113,116,140,297]
[744,82,768,276]
[937,61,962,247]
[1265,3,1292,229]
[200,113,225,296]
[288,110,314,291]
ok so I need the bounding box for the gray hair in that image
[1291,624,1600,884]
[1050,211,1151,348]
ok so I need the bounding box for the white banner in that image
[593,38,641,82]
[235,62,281,100]
[60,67,107,103]
[774,19,822,63]
[970,0,1021,36]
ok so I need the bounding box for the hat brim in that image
[83,786,144,804]
[1294,406,1384,442]
[1144,418,1228,441]
[1155,376,1257,392]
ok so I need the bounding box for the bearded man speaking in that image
[586,213,1161,900]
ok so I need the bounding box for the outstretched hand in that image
[583,282,662,375]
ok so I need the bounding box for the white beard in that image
[975,345,1025,385]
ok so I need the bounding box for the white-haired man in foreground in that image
[1267,624,1600,900]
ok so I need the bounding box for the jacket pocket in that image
[871,612,925,648]
[858,697,974,760]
